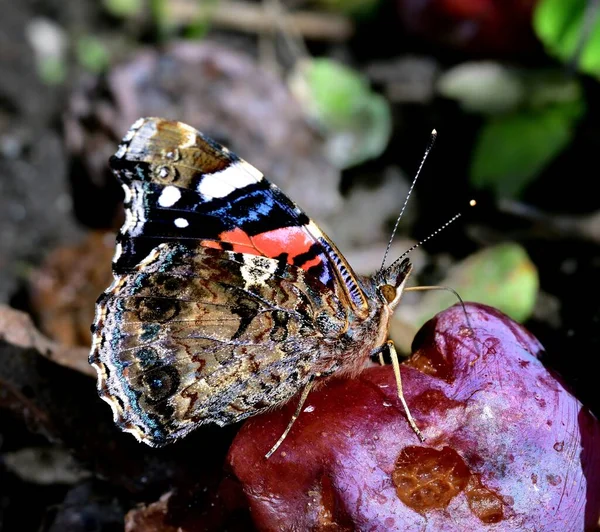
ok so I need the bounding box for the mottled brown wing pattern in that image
[90,243,348,446]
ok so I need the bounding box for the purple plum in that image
[228,303,600,530]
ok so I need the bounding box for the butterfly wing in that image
[90,118,360,446]
[92,242,347,445]
[109,117,367,312]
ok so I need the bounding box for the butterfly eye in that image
[380,284,397,304]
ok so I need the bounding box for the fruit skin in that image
[227,303,600,531]
[396,0,539,56]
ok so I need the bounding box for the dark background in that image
[1,0,599,529]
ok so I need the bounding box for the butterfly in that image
[90,117,424,458]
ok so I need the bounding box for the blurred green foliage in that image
[438,61,585,199]
[149,0,176,38]
[437,63,525,114]
[470,98,583,197]
[290,58,392,169]
[103,0,143,18]
[38,56,67,85]
[76,36,110,73]
[534,0,600,77]
[410,243,539,328]
[184,0,218,39]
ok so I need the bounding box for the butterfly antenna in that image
[385,199,477,273]
[380,129,438,272]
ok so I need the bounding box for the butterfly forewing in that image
[109,118,364,308]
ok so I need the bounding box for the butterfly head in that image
[375,258,412,311]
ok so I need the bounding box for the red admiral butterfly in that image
[90,117,426,458]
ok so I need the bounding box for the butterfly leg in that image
[387,340,425,442]
[265,377,316,459]
[370,344,387,366]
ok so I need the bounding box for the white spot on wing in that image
[174,217,189,228]
[122,208,134,234]
[238,160,263,181]
[215,163,259,189]
[122,184,131,203]
[197,173,236,199]
[240,255,277,290]
[113,242,123,263]
[122,182,147,236]
[122,118,145,142]
[131,117,145,130]
[115,144,127,158]
[196,160,263,200]
[158,185,181,207]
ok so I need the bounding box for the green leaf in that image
[534,0,600,77]
[150,0,176,39]
[393,244,539,353]
[401,243,539,330]
[356,94,392,166]
[37,56,67,85]
[470,99,583,197]
[185,0,219,39]
[76,36,110,73]
[437,62,525,114]
[103,0,143,18]
[290,58,392,169]
[307,59,369,126]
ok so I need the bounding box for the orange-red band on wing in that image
[201,226,323,272]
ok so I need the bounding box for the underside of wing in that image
[90,244,347,446]
[110,117,367,313]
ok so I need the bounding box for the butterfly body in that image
[90,118,412,447]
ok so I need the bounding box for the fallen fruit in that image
[228,303,600,530]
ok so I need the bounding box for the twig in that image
[498,198,600,244]
[168,0,354,42]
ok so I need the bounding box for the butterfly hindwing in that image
[92,243,348,445]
